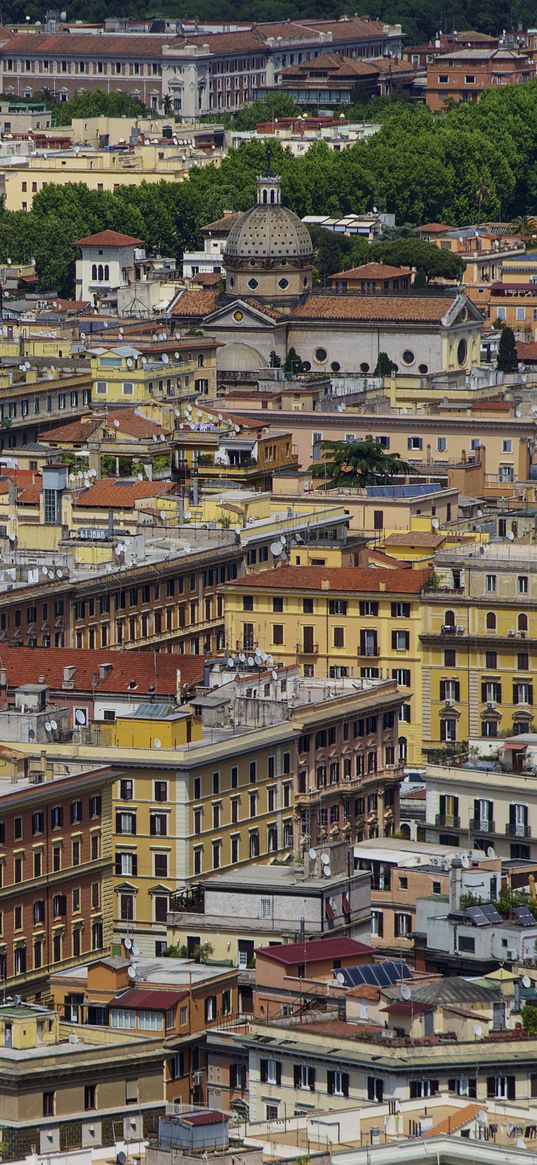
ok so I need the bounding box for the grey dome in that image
[224,204,314,262]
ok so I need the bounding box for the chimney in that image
[450,859,463,912]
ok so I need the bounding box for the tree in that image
[163,94,173,117]
[269,350,281,367]
[374,351,397,377]
[413,266,427,288]
[284,347,306,375]
[309,437,412,489]
[496,326,519,373]
[522,1003,537,1034]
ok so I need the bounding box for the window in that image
[84,1085,96,1110]
[487,1076,515,1101]
[329,599,347,615]
[32,811,44,835]
[70,800,82,824]
[120,779,134,800]
[440,718,457,743]
[154,853,168,878]
[486,574,497,593]
[392,630,409,651]
[513,682,533,705]
[150,813,168,836]
[260,1057,282,1085]
[437,437,447,452]
[395,912,412,938]
[90,795,101,818]
[51,805,63,828]
[43,1091,55,1117]
[518,575,529,594]
[407,436,422,450]
[273,596,283,612]
[116,810,136,835]
[272,624,284,645]
[391,602,410,618]
[154,780,168,802]
[294,1064,315,1091]
[327,1070,349,1097]
[360,600,378,617]
[486,612,496,630]
[368,1077,384,1103]
[371,910,383,937]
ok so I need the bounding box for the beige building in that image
[424,760,537,861]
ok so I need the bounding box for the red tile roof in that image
[0,32,173,58]
[423,1103,480,1138]
[471,398,513,412]
[73,479,176,508]
[328,262,413,281]
[256,937,374,965]
[225,565,429,594]
[384,531,445,547]
[170,289,221,318]
[110,988,187,1010]
[0,646,204,695]
[517,341,537,363]
[73,229,143,248]
[415,223,453,233]
[17,481,42,505]
[292,294,456,323]
[40,417,103,443]
[178,1111,228,1126]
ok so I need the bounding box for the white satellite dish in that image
[45,721,52,732]
[113,418,120,428]
[515,407,522,417]
[487,846,496,859]
[50,719,58,731]
[247,657,254,667]
[336,972,346,986]
[227,657,235,668]
[162,353,169,365]
[477,1110,488,1125]
[159,433,165,442]
[266,654,273,665]
[400,983,412,1001]
[74,708,86,725]
[308,848,317,860]
[132,944,140,957]
[461,854,470,868]
[507,530,515,541]
[127,965,136,980]
[174,351,180,360]
[477,508,483,517]
[154,738,161,749]
[126,358,133,369]
[270,541,283,556]
[522,974,531,988]
[124,937,133,950]
[431,517,439,529]
[239,653,246,663]
[320,852,330,865]
[323,865,332,877]
[271,670,278,680]
[473,1022,483,1038]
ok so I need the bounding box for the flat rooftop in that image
[54,956,231,985]
[200,862,367,892]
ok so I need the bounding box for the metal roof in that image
[365,484,443,498]
[334,959,412,988]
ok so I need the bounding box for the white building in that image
[74,228,145,302]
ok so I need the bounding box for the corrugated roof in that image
[225,565,429,594]
[409,979,500,1005]
[256,937,373,965]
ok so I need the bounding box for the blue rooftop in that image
[366,484,441,499]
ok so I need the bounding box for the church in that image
[170,170,483,377]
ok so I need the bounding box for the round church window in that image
[278,277,289,289]
[247,278,259,290]
[232,310,244,323]
[314,347,327,363]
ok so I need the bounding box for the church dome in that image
[224,173,313,263]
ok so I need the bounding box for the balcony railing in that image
[470,818,495,834]
[296,642,319,655]
[506,823,531,837]
[435,813,461,829]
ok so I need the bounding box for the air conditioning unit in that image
[343,774,351,781]
[508,629,516,637]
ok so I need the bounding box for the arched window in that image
[519,612,528,631]
[97,264,104,281]
[104,264,109,280]
[486,612,496,630]
[263,189,268,204]
[398,736,407,762]
[270,189,276,203]
[91,264,97,280]
[197,354,205,368]
[444,610,455,628]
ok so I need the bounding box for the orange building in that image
[327,262,412,293]
[426,48,535,110]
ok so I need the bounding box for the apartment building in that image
[0,371,91,449]
[0,759,114,992]
[424,761,537,862]
[50,954,238,1106]
[426,47,535,110]
[0,19,403,116]
[0,1000,165,1160]
[421,543,537,751]
[224,565,427,764]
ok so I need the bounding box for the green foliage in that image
[374,351,397,377]
[163,943,187,958]
[310,436,412,489]
[231,92,302,130]
[497,325,519,372]
[51,88,149,126]
[284,347,307,375]
[368,237,465,281]
[522,1003,537,1033]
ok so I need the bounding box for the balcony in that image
[295,788,322,804]
[435,813,461,829]
[470,818,495,834]
[506,823,531,837]
[296,642,319,655]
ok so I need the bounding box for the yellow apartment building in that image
[223,564,430,764]
[488,251,537,340]
[89,340,217,405]
[421,542,537,753]
[424,761,537,861]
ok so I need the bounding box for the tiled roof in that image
[201,211,243,233]
[73,229,143,248]
[415,223,453,233]
[256,937,374,964]
[179,1111,228,1126]
[384,531,445,547]
[471,399,512,411]
[0,32,172,58]
[16,481,42,505]
[225,565,430,594]
[423,1103,481,1138]
[73,479,176,508]
[368,549,412,568]
[42,410,163,443]
[292,293,455,323]
[328,262,413,281]
[517,341,537,362]
[110,988,187,1010]
[40,417,103,443]
[0,646,204,694]
[303,15,400,40]
[170,289,221,318]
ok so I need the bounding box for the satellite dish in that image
[247,657,254,667]
[431,517,439,529]
[266,655,273,665]
[154,738,161,749]
[127,965,136,980]
[159,434,165,442]
[320,852,330,865]
[50,719,58,731]
[174,351,180,360]
[270,541,283,556]
[323,865,332,877]
[477,1110,487,1124]
[117,1152,128,1165]
[239,653,246,663]
[461,854,470,868]
[162,353,169,365]
[124,937,133,950]
[308,848,317,860]
[75,708,86,725]
[487,846,496,859]
[400,983,412,1001]
[336,972,346,986]
[113,418,120,428]
[227,657,235,668]
[516,1140,526,1151]
[271,670,278,680]
[126,358,133,369]
[132,944,140,956]
[45,721,52,732]
[473,1022,483,1038]
[522,974,531,988]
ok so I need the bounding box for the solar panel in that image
[481,903,502,925]
[334,960,412,988]
[513,905,535,928]
[464,906,489,927]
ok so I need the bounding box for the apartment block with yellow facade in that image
[223,565,430,765]
[421,542,537,753]
[89,338,218,406]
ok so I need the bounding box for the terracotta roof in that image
[292,293,456,323]
[201,211,243,234]
[17,481,42,504]
[74,479,176,508]
[517,341,537,362]
[384,531,445,547]
[42,410,163,444]
[178,1111,228,1126]
[40,417,103,443]
[0,646,204,695]
[0,31,173,58]
[110,988,187,1010]
[382,1000,431,1016]
[346,984,380,1000]
[368,549,412,569]
[328,263,413,281]
[256,937,374,964]
[471,399,512,412]
[415,223,453,233]
[73,229,143,248]
[170,289,221,318]
[225,565,430,594]
[191,272,225,287]
[304,15,400,40]
[423,1103,481,1138]
[281,51,413,80]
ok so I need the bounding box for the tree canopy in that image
[309,437,412,489]
[497,325,519,372]
[50,89,150,126]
